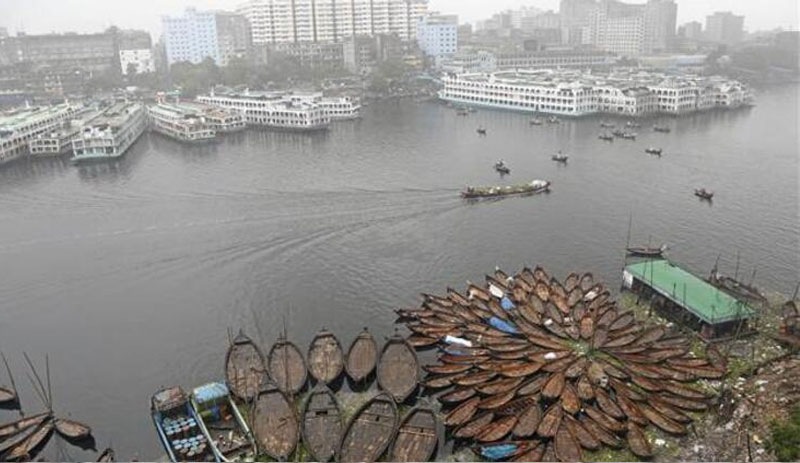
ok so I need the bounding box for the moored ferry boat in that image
[70,102,146,163]
[197,92,330,131]
[148,103,217,143]
[462,179,551,199]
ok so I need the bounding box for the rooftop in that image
[625,260,756,325]
[0,104,74,136]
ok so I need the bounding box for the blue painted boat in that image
[191,382,257,462]
[500,296,515,310]
[488,316,519,334]
[477,442,519,460]
[150,386,219,462]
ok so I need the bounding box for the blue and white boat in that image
[70,102,146,163]
[150,386,219,462]
[190,382,256,462]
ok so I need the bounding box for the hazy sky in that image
[2,0,798,37]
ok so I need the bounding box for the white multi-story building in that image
[417,13,458,59]
[120,49,155,75]
[0,104,78,164]
[236,0,428,44]
[162,8,251,66]
[439,69,751,117]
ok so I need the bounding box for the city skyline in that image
[3,0,798,37]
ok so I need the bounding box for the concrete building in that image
[417,13,458,59]
[119,30,154,75]
[5,31,118,73]
[705,11,744,46]
[162,8,251,66]
[678,21,703,40]
[559,0,598,45]
[236,0,428,44]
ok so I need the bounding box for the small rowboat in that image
[462,180,551,199]
[338,393,398,463]
[225,330,265,401]
[694,188,714,200]
[191,382,257,462]
[0,411,51,440]
[0,386,17,405]
[300,384,341,462]
[268,336,308,395]
[551,153,569,163]
[389,405,441,462]
[626,244,667,257]
[345,328,378,383]
[598,133,614,141]
[252,379,299,461]
[307,328,344,385]
[54,417,92,440]
[3,419,54,461]
[377,333,420,403]
[654,125,671,133]
[476,127,487,135]
[473,440,539,461]
[645,147,662,156]
[96,447,115,462]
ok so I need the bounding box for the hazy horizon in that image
[2,0,798,38]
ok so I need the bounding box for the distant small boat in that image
[551,153,568,163]
[494,161,510,175]
[3,418,54,462]
[457,109,469,116]
[654,125,671,133]
[612,129,625,137]
[54,418,92,441]
[476,127,487,135]
[645,147,662,156]
[96,447,115,462]
[621,132,637,140]
[626,121,641,128]
[462,180,551,199]
[547,116,561,124]
[598,133,614,141]
[626,244,667,258]
[0,386,17,405]
[694,188,714,200]
[600,122,615,129]
[530,117,543,126]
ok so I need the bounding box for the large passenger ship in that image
[197,92,330,131]
[70,102,146,163]
[0,104,78,165]
[148,103,216,143]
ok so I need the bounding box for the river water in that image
[0,84,797,459]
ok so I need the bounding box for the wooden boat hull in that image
[389,406,441,462]
[345,328,378,383]
[54,417,92,440]
[338,393,399,463]
[301,385,342,462]
[377,335,420,403]
[268,338,308,395]
[225,330,266,401]
[253,382,300,460]
[307,329,345,385]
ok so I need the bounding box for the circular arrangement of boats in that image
[397,265,723,461]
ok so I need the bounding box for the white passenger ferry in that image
[197,92,330,131]
[148,103,216,143]
[70,102,146,163]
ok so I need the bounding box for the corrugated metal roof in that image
[625,259,755,325]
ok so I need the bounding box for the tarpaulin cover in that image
[489,316,519,334]
[480,443,518,460]
[501,297,515,310]
[193,382,229,403]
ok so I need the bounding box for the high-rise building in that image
[118,30,154,75]
[417,13,458,58]
[236,0,428,44]
[678,21,703,40]
[705,11,744,46]
[566,0,675,56]
[162,8,252,67]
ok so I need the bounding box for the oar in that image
[23,352,50,411]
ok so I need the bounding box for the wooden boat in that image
[455,412,494,439]
[475,415,517,442]
[96,447,115,462]
[594,388,625,420]
[0,411,51,440]
[407,334,439,348]
[150,386,219,462]
[268,336,307,395]
[2,419,53,461]
[638,403,687,435]
[252,379,300,461]
[225,330,265,401]
[542,371,566,400]
[626,422,653,458]
[0,386,16,405]
[649,397,692,423]
[564,415,600,450]
[598,133,614,141]
[536,404,563,438]
[654,393,708,412]
[307,328,344,385]
[708,272,767,304]
[530,117,543,126]
[473,440,539,461]
[551,153,568,163]
[496,395,538,417]
[191,382,257,462]
[377,334,420,403]
[616,393,648,426]
[583,405,624,433]
[694,188,714,200]
[561,383,581,414]
[547,116,561,124]
[338,393,398,463]
[645,147,662,156]
[424,363,471,375]
[439,387,476,404]
[626,244,666,257]
[662,381,708,400]
[478,389,518,410]
[600,121,615,128]
[476,127,487,135]
[461,180,550,199]
[477,377,524,395]
[621,132,637,140]
[554,421,583,462]
[653,125,671,133]
[389,406,440,462]
[494,161,510,175]
[300,384,341,462]
[345,328,378,383]
[444,396,480,426]
[511,403,541,438]
[54,417,92,440]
